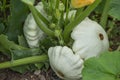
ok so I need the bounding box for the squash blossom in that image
[71,0,95,8]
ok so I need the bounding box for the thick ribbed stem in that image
[100,0,111,28]
[0,55,48,69]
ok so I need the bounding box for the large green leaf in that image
[0,34,26,56]
[0,34,45,73]
[95,0,120,20]
[82,51,120,80]
[109,0,120,20]
[6,0,29,42]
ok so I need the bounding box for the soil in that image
[0,69,61,80]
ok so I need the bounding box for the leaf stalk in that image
[0,55,48,69]
[100,0,111,28]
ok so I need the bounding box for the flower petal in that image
[71,0,95,8]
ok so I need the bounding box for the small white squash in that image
[71,17,109,60]
[48,46,84,80]
[23,2,47,48]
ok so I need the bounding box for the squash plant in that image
[0,0,120,80]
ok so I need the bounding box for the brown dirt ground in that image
[0,68,61,80]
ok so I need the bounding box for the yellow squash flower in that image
[71,0,95,8]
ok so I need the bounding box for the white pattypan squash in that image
[23,2,47,48]
[71,17,109,60]
[48,46,84,80]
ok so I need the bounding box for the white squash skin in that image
[48,46,84,80]
[71,18,109,59]
[48,17,109,80]
[23,2,47,48]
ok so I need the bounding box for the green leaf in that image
[0,34,26,56]
[10,65,30,73]
[95,0,120,20]
[18,35,28,47]
[6,0,29,42]
[82,51,120,80]
[109,0,120,20]
[21,0,35,6]
[11,48,42,59]
[35,62,44,69]
[0,34,46,73]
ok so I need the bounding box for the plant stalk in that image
[35,8,49,25]
[0,55,48,69]
[28,5,55,37]
[107,19,115,36]
[64,0,69,26]
[63,0,101,42]
[100,0,111,28]
[55,0,59,9]
[75,8,84,18]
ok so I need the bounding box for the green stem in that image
[107,19,115,36]
[100,0,111,28]
[28,5,55,37]
[61,0,65,5]
[65,0,69,26]
[55,29,62,45]
[55,0,59,9]
[75,7,84,18]
[63,0,101,42]
[35,7,49,25]
[0,55,48,69]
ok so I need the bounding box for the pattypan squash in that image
[71,17,109,60]
[48,46,84,80]
[23,2,47,48]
